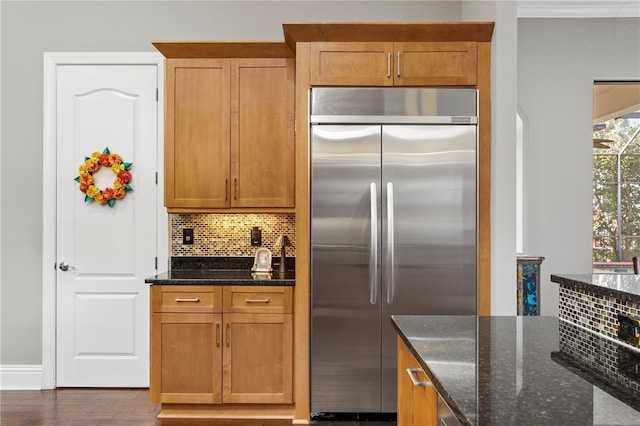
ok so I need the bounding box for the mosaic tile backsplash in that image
[171,214,295,257]
[559,285,640,345]
[558,319,640,395]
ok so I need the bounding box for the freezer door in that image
[311,124,382,413]
[380,124,477,412]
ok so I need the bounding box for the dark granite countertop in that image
[551,273,640,303]
[145,269,295,286]
[145,256,295,286]
[392,315,640,426]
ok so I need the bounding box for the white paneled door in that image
[56,65,158,387]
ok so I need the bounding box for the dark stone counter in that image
[392,315,640,426]
[145,269,295,286]
[145,256,295,286]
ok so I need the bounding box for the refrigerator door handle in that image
[370,182,378,304]
[387,182,395,304]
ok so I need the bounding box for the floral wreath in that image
[74,147,132,207]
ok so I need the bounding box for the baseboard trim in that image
[0,365,43,390]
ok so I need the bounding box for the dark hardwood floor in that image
[0,389,395,426]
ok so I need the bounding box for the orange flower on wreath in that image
[74,147,132,208]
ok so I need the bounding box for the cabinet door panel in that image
[310,42,394,86]
[397,336,415,426]
[397,336,437,426]
[165,59,230,208]
[222,313,293,403]
[150,313,222,404]
[394,42,477,86]
[230,58,295,207]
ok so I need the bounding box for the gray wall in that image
[1,1,470,366]
[518,18,640,316]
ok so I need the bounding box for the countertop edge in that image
[145,269,295,286]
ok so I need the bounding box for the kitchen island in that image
[551,274,640,348]
[392,315,640,425]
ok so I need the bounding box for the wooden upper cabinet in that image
[166,59,230,208]
[394,42,477,86]
[163,55,295,211]
[231,58,295,208]
[309,41,477,87]
[310,42,394,86]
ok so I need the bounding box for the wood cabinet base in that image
[157,403,295,420]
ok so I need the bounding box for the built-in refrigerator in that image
[310,88,478,416]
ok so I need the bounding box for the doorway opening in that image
[592,82,640,273]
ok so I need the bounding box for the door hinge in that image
[155,257,158,270]
[155,172,158,184]
[156,88,159,102]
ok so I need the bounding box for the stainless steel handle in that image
[397,52,401,77]
[58,262,76,271]
[406,368,432,387]
[386,182,395,304]
[225,178,228,201]
[387,53,391,78]
[225,323,230,347]
[233,178,237,200]
[245,298,270,303]
[370,182,378,305]
[216,323,220,347]
[175,298,200,303]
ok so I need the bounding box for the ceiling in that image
[517,0,640,18]
[593,83,640,125]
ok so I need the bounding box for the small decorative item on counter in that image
[251,272,272,280]
[275,235,292,273]
[252,247,272,272]
[74,147,132,207]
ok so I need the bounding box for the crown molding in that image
[518,0,640,18]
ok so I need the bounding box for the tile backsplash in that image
[559,285,640,344]
[171,214,295,257]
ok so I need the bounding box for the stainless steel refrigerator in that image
[310,88,478,416]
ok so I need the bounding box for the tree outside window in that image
[593,116,640,272]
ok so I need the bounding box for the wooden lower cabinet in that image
[397,336,437,426]
[150,285,294,419]
[151,313,222,404]
[223,313,293,403]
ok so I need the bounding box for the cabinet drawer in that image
[223,286,292,313]
[151,285,222,313]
